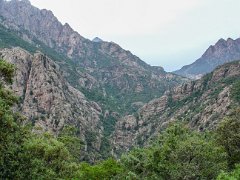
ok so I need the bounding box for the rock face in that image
[174,38,240,79]
[112,61,240,155]
[0,0,186,115]
[0,47,103,161]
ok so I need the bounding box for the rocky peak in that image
[63,23,74,32]
[174,37,240,79]
[215,38,227,47]
[0,0,87,49]
[92,37,103,43]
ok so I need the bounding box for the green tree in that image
[217,164,240,180]
[77,158,123,180]
[0,60,29,179]
[121,123,227,180]
[0,59,15,83]
[216,109,240,169]
[20,133,80,179]
[58,125,83,162]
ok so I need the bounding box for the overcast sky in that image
[29,0,240,71]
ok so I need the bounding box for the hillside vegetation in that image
[111,61,240,155]
[1,60,240,179]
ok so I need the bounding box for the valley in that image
[0,0,239,179]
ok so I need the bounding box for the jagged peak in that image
[63,23,73,31]
[227,37,234,42]
[92,37,103,43]
[216,38,226,44]
[213,38,228,49]
[40,9,55,17]
[202,37,236,58]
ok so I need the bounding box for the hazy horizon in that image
[29,0,240,71]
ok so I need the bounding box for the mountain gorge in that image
[0,0,186,160]
[0,0,240,179]
[174,37,240,79]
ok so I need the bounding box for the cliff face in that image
[174,38,240,79]
[112,61,240,155]
[0,47,103,161]
[0,0,186,115]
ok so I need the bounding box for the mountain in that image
[0,0,187,160]
[112,60,240,154]
[0,0,185,116]
[174,38,240,79]
[1,1,240,179]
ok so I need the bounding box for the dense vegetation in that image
[0,59,239,179]
[231,80,240,103]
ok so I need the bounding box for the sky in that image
[29,0,240,71]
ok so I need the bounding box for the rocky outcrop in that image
[174,38,240,79]
[112,61,240,155]
[0,47,103,161]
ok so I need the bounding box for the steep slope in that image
[0,47,104,162]
[174,38,240,79]
[112,61,240,154]
[0,0,186,116]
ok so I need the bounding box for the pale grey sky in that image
[29,0,240,71]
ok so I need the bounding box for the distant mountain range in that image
[174,38,240,79]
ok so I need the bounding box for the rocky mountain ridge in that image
[112,60,240,154]
[174,38,240,79]
[0,0,186,116]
